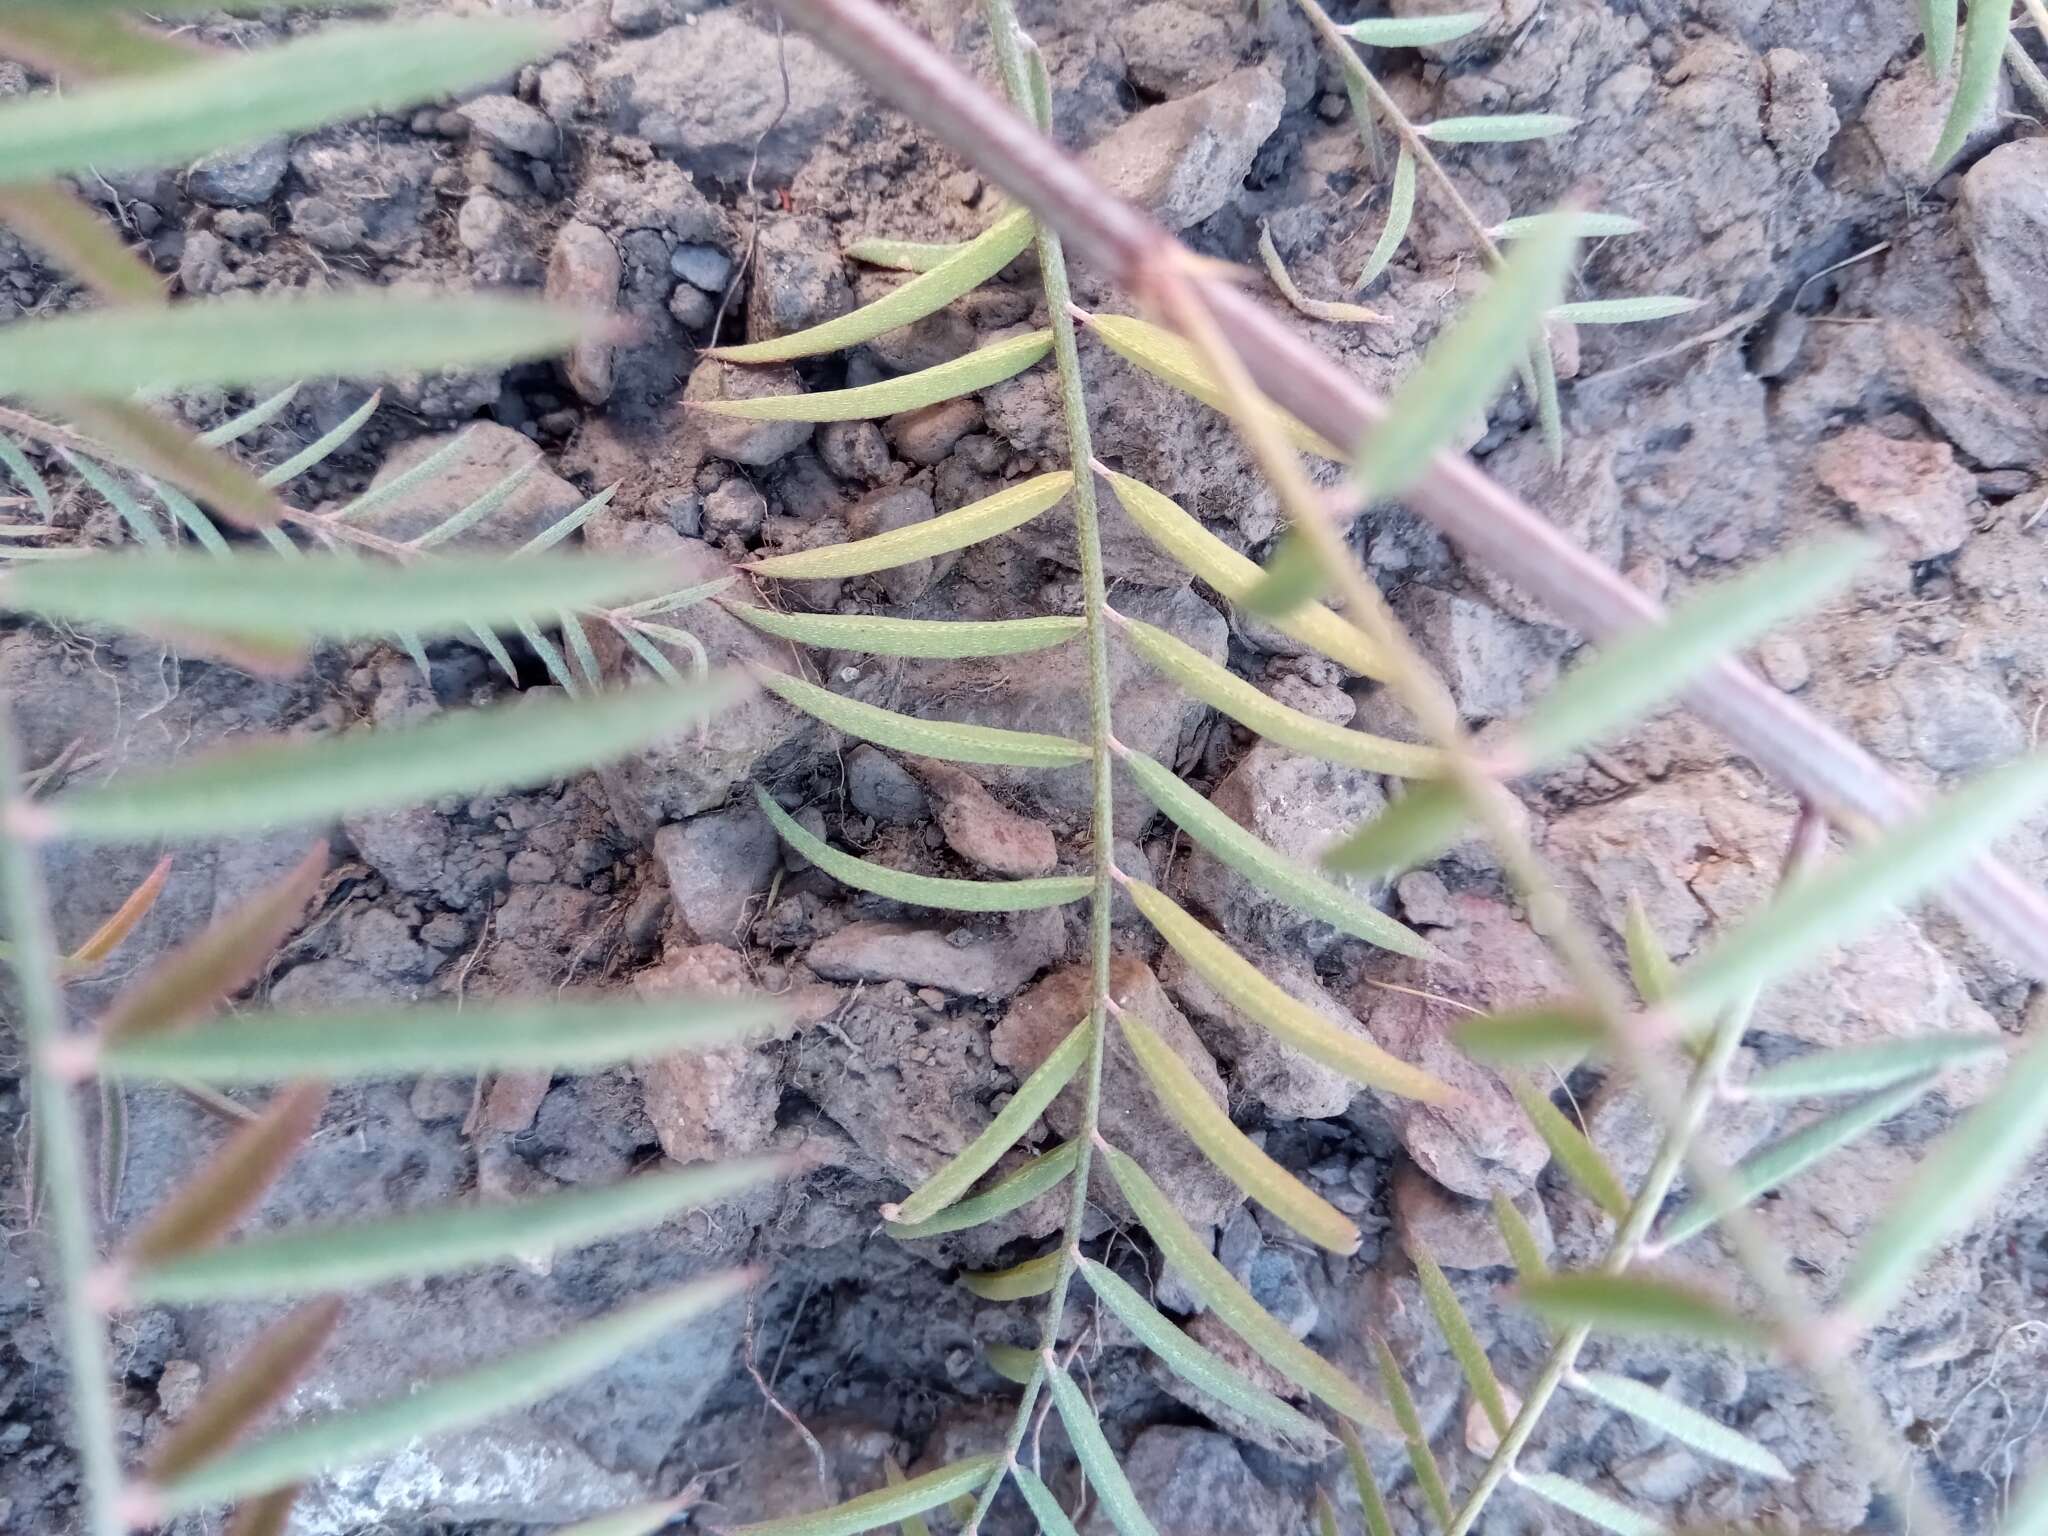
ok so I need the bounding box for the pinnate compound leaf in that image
[1570,1371,1790,1479]
[748,472,1072,579]
[696,332,1051,422]
[1514,1472,1662,1536]
[1417,113,1579,142]
[731,605,1083,660]
[1119,1010,1360,1252]
[99,995,781,1084]
[0,17,553,187]
[1744,1033,2004,1099]
[1349,210,1576,502]
[1345,12,1487,45]
[1671,753,2048,1024]
[47,679,739,843]
[125,1083,328,1269]
[0,293,593,400]
[885,1142,1078,1241]
[755,670,1088,769]
[1373,1335,1451,1530]
[152,1274,753,1516]
[98,843,327,1043]
[1122,878,1449,1102]
[726,1458,999,1536]
[1119,746,1435,960]
[1047,1360,1160,1536]
[1624,893,1678,1006]
[130,1159,781,1305]
[1411,1237,1510,1435]
[712,209,1034,363]
[1083,314,1344,461]
[961,1250,1060,1300]
[53,401,281,529]
[1098,469,1386,677]
[147,1299,343,1487]
[65,853,171,973]
[1077,1258,1328,1442]
[1356,149,1416,291]
[845,236,965,273]
[1929,0,2012,165]
[1655,1077,1933,1250]
[1322,781,1471,878]
[1493,1192,1550,1280]
[1508,1076,1630,1220]
[1551,296,1702,325]
[1516,1272,1766,1347]
[1103,1142,1393,1430]
[888,1019,1089,1226]
[1011,1465,1082,1536]
[551,1499,693,1536]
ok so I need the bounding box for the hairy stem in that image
[0,702,123,1536]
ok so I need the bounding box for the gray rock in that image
[1081,66,1285,231]
[1761,47,1838,173]
[1111,1,1239,94]
[746,216,852,346]
[1883,322,2046,469]
[1400,585,1563,722]
[848,485,938,602]
[457,192,536,285]
[806,912,1065,999]
[887,398,982,466]
[460,94,558,159]
[537,61,589,122]
[668,283,716,331]
[702,477,766,540]
[910,760,1057,878]
[1221,1207,1317,1337]
[654,805,780,945]
[188,137,289,208]
[353,422,582,548]
[686,359,813,466]
[593,13,857,181]
[1392,1159,1552,1271]
[1890,656,2024,774]
[579,162,725,246]
[1813,426,1974,561]
[287,141,435,257]
[847,744,928,824]
[546,221,623,406]
[672,243,734,290]
[1863,57,2004,186]
[177,229,245,295]
[1961,138,2048,376]
[1084,1428,1295,1536]
[817,420,893,483]
[1395,870,1458,929]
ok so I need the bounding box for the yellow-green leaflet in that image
[1374,1336,1451,1530]
[884,1142,1079,1240]
[551,1500,694,1536]
[1322,780,1470,877]
[1339,1421,1396,1536]
[1121,878,1449,1102]
[1047,1359,1161,1536]
[1076,1258,1327,1442]
[695,331,1052,422]
[1515,1474,1661,1536]
[844,236,968,272]
[1117,745,1434,958]
[1923,0,1958,78]
[711,209,1034,363]
[1259,224,1383,325]
[1115,618,1436,776]
[756,669,1089,768]
[731,604,1084,660]
[725,1458,1002,1536]
[1083,313,1345,461]
[1929,0,2012,165]
[1345,11,1487,44]
[1495,210,1646,239]
[1410,1237,1509,1434]
[1098,469,1387,678]
[961,1250,1060,1300]
[1623,892,1676,1005]
[1508,1075,1630,1220]
[747,471,1072,579]
[1454,1004,1605,1068]
[1118,1010,1359,1253]
[1569,1372,1790,1480]
[1416,113,1579,142]
[1012,1464,1082,1536]
[1356,149,1415,291]
[1742,1033,2004,1100]
[887,1018,1090,1225]
[1516,1272,1767,1347]
[754,787,1088,912]
[985,1343,1039,1386]
[1103,1142,1394,1431]
[883,1458,931,1536]
[1552,296,1702,325]
[1492,1192,1550,1280]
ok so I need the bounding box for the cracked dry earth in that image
[4,0,2048,1533]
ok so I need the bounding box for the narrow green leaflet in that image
[1049,1361,1160,1536]
[1493,1192,1550,1280]
[1258,225,1384,325]
[199,385,301,448]
[552,1500,694,1536]
[1570,1371,1790,1480]
[1495,211,1644,239]
[1012,1465,1082,1536]
[1515,1272,1766,1347]
[1656,1077,1933,1249]
[0,183,164,305]
[1624,892,1677,1006]
[961,1250,1060,1300]
[1743,1033,2003,1100]
[1120,1010,1359,1252]
[711,209,1033,363]
[888,1019,1089,1225]
[1339,1422,1396,1536]
[1508,1076,1629,1220]
[0,17,549,183]
[1357,149,1415,290]
[259,391,380,488]
[1103,1142,1393,1430]
[0,431,53,518]
[1552,296,1701,325]
[412,462,534,549]
[726,1458,999,1536]
[1077,1258,1327,1441]
[0,549,680,642]
[153,1274,753,1515]
[332,427,477,522]
[0,294,592,401]
[1083,313,1344,460]
[1456,1004,1605,1067]
[1930,0,2012,164]
[986,1343,1038,1385]
[1345,12,1487,45]
[1115,616,1436,775]
[1514,1472,1661,1536]
[756,669,1088,769]
[129,1159,782,1304]
[1417,113,1579,142]
[1098,469,1386,678]
[845,236,967,273]
[1530,335,1564,467]
[884,1459,931,1536]
[2008,35,2048,118]
[1411,1238,1510,1435]
[885,1142,1078,1240]
[47,679,737,843]
[520,485,617,555]
[1373,1336,1451,1530]
[1348,210,1576,502]
[732,605,1083,659]
[1123,878,1449,1102]
[1323,781,1470,877]
[1671,753,2048,1023]
[99,996,781,1084]
[696,331,1051,422]
[1923,0,1958,78]
[750,471,1071,579]
[1838,1029,2048,1324]
[1119,745,1434,958]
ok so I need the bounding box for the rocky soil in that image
[4,1,2048,1533]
